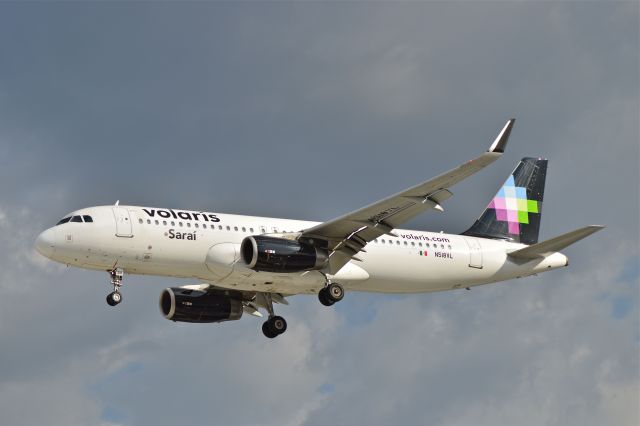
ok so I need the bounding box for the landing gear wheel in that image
[262,316,287,338]
[269,316,287,334]
[318,287,335,306]
[106,291,122,306]
[318,283,344,306]
[327,283,344,302]
[259,293,287,338]
[262,321,278,338]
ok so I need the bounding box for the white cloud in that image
[0,364,121,426]
[0,206,65,294]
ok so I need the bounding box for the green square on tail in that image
[518,210,529,224]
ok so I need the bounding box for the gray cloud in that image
[0,2,637,426]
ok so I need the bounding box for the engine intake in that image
[241,235,328,273]
[160,287,243,323]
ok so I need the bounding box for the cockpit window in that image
[56,215,94,225]
[56,216,71,225]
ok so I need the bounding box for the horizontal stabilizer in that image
[508,225,604,260]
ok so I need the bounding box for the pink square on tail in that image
[508,222,520,234]
[492,197,507,210]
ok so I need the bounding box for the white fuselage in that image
[35,205,568,295]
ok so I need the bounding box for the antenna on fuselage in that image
[114,200,120,206]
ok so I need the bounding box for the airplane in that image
[34,119,604,338]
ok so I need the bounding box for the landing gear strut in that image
[106,268,124,306]
[261,293,287,338]
[318,275,344,307]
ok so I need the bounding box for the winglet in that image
[488,118,515,153]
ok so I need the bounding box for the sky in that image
[0,2,638,425]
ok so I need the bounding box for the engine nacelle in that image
[241,235,328,273]
[159,287,243,323]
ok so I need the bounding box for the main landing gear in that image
[318,278,344,307]
[106,268,124,306]
[261,293,287,339]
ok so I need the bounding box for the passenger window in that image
[219,225,223,230]
[396,241,400,245]
[419,243,423,247]
[226,226,230,231]
[147,219,151,224]
[171,221,175,226]
[234,226,238,231]
[71,216,83,223]
[195,223,199,229]
[187,222,191,228]
[242,227,246,232]
[155,220,159,225]
[139,218,143,224]
[82,215,93,223]
[163,220,167,226]
[250,228,254,233]
[411,242,415,246]
[381,239,386,244]
[179,222,183,227]
[404,241,408,246]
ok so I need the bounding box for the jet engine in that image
[160,287,243,323]
[240,235,328,273]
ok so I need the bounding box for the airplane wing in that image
[300,119,516,273]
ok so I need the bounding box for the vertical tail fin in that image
[462,157,547,245]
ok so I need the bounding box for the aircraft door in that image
[113,207,133,238]
[464,237,483,269]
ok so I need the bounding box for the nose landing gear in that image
[106,268,124,306]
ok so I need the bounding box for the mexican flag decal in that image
[419,250,428,257]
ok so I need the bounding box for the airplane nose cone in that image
[35,228,56,258]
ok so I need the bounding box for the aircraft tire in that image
[318,288,335,306]
[269,316,287,334]
[327,283,344,302]
[106,291,121,306]
[262,321,278,338]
